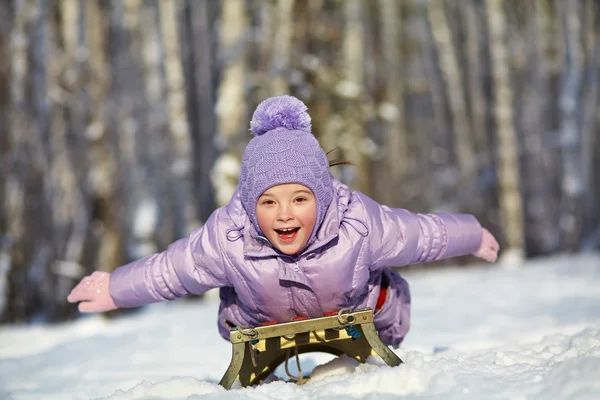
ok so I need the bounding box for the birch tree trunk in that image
[83,0,123,274]
[485,0,525,263]
[57,0,86,256]
[427,0,475,179]
[8,0,34,237]
[139,0,164,209]
[579,0,598,246]
[159,0,197,234]
[214,0,248,207]
[378,0,407,205]
[340,0,370,193]
[2,0,37,322]
[302,1,337,174]
[270,0,294,95]
[83,2,132,275]
[0,0,10,318]
[59,0,87,174]
[258,0,273,84]
[558,0,584,251]
[463,1,489,161]
[183,0,216,222]
[54,0,88,271]
[121,0,158,259]
[44,0,86,318]
[420,0,451,174]
[528,0,563,253]
[581,0,598,182]
[515,0,554,255]
[0,2,10,237]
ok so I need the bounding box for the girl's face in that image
[256,184,317,255]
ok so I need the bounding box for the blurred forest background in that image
[0,0,598,324]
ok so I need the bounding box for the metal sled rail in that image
[218,307,403,389]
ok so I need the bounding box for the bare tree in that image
[462,0,490,164]
[485,0,525,263]
[0,1,10,317]
[120,0,158,258]
[214,0,248,207]
[159,0,198,234]
[41,0,87,318]
[0,2,11,237]
[339,0,370,193]
[427,0,475,179]
[580,0,599,248]
[83,0,124,274]
[557,0,584,251]
[182,0,217,223]
[512,0,556,256]
[298,1,339,179]
[378,0,408,206]
[581,0,598,188]
[270,0,294,96]
[419,0,451,174]
[2,0,37,322]
[582,0,599,229]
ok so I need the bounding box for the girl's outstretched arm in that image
[356,192,499,268]
[67,208,230,311]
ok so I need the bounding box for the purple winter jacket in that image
[109,180,482,347]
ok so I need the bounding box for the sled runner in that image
[218,307,403,389]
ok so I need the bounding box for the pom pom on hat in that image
[250,95,312,136]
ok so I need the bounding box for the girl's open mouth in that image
[274,227,300,242]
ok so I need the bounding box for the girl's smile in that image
[256,183,317,255]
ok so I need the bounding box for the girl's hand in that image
[67,271,117,312]
[473,228,500,263]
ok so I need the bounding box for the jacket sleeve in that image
[109,208,230,308]
[357,192,483,269]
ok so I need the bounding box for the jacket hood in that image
[224,180,358,259]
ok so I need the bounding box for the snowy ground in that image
[1,253,599,400]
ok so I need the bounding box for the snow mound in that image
[1,253,599,399]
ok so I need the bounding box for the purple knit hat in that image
[239,95,333,241]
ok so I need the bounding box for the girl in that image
[67,95,499,347]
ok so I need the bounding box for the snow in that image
[1,253,599,399]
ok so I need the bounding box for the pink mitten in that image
[473,228,500,263]
[67,271,117,312]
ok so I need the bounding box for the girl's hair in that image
[326,148,353,167]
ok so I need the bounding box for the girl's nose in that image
[277,207,293,222]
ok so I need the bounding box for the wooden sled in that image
[218,307,403,389]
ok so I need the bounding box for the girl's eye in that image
[261,199,274,205]
[295,197,307,203]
